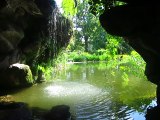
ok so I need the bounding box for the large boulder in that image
[0,63,33,89]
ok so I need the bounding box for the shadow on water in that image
[2,62,158,120]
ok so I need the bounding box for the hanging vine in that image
[34,7,73,67]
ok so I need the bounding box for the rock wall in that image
[99,1,160,85]
[0,0,72,89]
[99,0,160,109]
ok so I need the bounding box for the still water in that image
[12,62,157,120]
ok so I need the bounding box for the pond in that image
[12,62,157,120]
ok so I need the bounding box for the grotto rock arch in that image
[95,0,160,117]
[99,0,160,86]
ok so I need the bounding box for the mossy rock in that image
[0,63,34,89]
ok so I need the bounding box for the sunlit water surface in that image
[12,62,157,120]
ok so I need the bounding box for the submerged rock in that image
[44,105,71,120]
[36,70,46,83]
[0,102,32,120]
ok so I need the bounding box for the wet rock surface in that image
[0,101,72,120]
[0,102,32,120]
[43,105,71,120]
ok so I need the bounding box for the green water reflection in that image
[12,62,157,120]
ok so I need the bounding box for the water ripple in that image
[74,90,139,120]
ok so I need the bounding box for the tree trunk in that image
[84,36,89,52]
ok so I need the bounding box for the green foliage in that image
[106,51,146,79]
[37,64,53,81]
[28,6,73,80]
[52,0,145,82]
[64,49,145,80]
[54,50,68,64]
[62,0,77,17]
[67,51,100,62]
[97,49,109,61]
[37,65,45,72]
[106,35,119,59]
[67,0,108,52]
[122,72,129,87]
[88,0,127,16]
[64,0,131,55]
